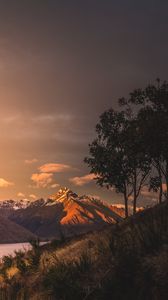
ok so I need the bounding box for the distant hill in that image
[9,187,124,239]
[0,216,36,243]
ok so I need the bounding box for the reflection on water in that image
[0,243,31,258]
[0,242,48,259]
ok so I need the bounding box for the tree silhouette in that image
[120,79,168,203]
[85,109,151,216]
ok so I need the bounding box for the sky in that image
[0,0,168,204]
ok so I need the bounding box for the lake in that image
[0,242,48,259]
[0,243,31,258]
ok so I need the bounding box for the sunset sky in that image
[0,1,168,203]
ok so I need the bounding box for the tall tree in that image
[120,79,168,203]
[85,109,151,217]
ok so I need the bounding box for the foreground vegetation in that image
[0,200,167,299]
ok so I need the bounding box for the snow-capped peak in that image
[48,187,78,204]
[0,199,31,210]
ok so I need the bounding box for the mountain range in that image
[0,187,125,242]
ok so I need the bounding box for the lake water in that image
[0,243,32,258]
[0,242,49,259]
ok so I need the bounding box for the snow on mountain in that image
[48,187,78,204]
[0,199,31,210]
[0,188,125,223]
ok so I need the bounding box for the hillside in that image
[0,216,36,243]
[9,188,124,239]
[0,200,167,299]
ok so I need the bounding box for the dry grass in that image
[0,202,167,299]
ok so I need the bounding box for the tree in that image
[120,79,168,203]
[137,106,167,203]
[85,109,151,217]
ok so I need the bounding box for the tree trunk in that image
[133,170,137,215]
[165,179,168,201]
[158,164,163,203]
[165,162,168,200]
[159,181,163,204]
[124,192,128,218]
[133,196,137,215]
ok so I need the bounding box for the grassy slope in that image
[0,201,167,299]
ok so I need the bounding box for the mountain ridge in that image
[9,187,125,239]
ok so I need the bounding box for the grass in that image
[0,201,167,299]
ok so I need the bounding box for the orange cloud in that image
[29,194,37,200]
[31,173,53,188]
[69,174,95,186]
[50,183,60,188]
[25,158,38,164]
[0,178,14,188]
[17,192,25,198]
[39,163,72,173]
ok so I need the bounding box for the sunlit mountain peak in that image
[49,187,78,203]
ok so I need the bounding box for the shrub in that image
[28,238,41,268]
[43,261,83,299]
[2,255,13,269]
[14,250,27,274]
[43,252,92,299]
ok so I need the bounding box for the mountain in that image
[0,216,36,243]
[48,187,78,203]
[0,199,31,210]
[10,187,124,239]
